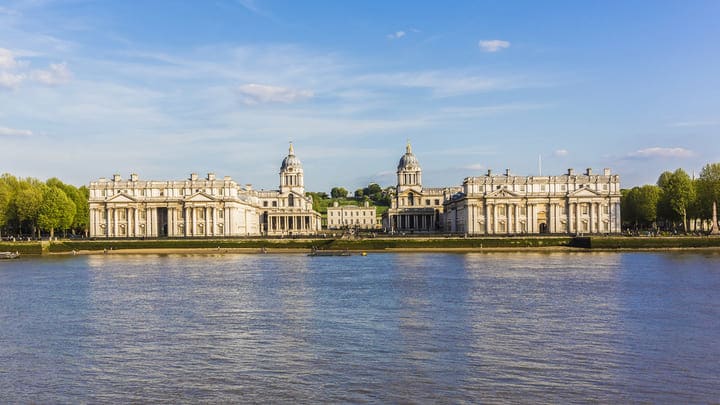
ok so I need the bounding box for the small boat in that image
[0,251,20,259]
[308,248,351,257]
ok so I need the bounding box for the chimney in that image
[207,172,216,181]
[603,168,611,176]
[505,168,511,177]
[113,174,121,182]
[487,169,492,176]
[130,173,138,182]
[224,176,232,181]
[245,183,252,191]
[567,168,575,176]
[586,168,592,176]
[190,173,198,181]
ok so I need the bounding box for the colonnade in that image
[266,214,318,235]
[390,212,436,232]
[458,200,621,235]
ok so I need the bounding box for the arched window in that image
[288,194,295,207]
[408,192,414,206]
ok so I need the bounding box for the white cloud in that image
[478,39,511,52]
[387,31,406,40]
[554,149,569,157]
[463,163,485,171]
[0,126,33,137]
[31,62,72,85]
[0,71,25,89]
[237,83,314,105]
[0,48,71,89]
[0,48,19,69]
[628,147,694,159]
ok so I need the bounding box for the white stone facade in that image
[88,144,321,238]
[444,168,622,235]
[383,142,461,233]
[327,201,377,230]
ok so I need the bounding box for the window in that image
[603,184,608,190]
[218,209,224,219]
[272,201,277,207]
[498,206,506,216]
[119,209,127,220]
[435,199,440,205]
[198,209,205,220]
[263,201,268,207]
[288,194,294,207]
[582,204,589,215]
[541,185,546,191]
[140,210,147,220]
[426,199,431,206]
[603,205,609,214]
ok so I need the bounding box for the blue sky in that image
[1,0,718,192]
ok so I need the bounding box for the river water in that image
[1,252,719,403]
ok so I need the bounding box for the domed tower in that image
[397,141,422,193]
[280,142,304,194]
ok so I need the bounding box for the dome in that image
[280,142,302,171]
[397,142,420,170]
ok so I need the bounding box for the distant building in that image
[88,144,321,238]
[444,168,622,235]
[383,142,461,233]
[327,201,377,230]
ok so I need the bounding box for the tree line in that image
[622,163,720,233]
[0,174,89,239]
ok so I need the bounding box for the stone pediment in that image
[106,193,136,203]
[184,192,216,202]
[568,188,601,198]
[486,188,520,198]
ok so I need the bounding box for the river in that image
[1,252,719,403]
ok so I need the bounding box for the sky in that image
[1,0,719,192]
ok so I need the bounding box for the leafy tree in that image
[622,185,661,228]
[657,169,695,232]
[14,181,46,237]
[330,187,348,199]
[354,188,364,198]
[37,186,76,238]
[696,163,720,220]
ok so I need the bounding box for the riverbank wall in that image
[3,236,720,255]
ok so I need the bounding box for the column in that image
[484,203,490,234]
[191,207,197,236]
[205,207,210,237]
[112,208,118,237]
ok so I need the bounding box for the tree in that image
[37,186,76,238]
[331,187,348,199]
[657,169,695,232]
[14,181,46,237]
[354,188,364,198]
[696,163,720,220]
[622,185,661,229]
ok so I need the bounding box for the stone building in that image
[327,201,377,230]
[443,168,622,235]
[88,144,321,238]
[383,142,461,233]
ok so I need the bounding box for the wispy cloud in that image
[479,39,510,52]
[387,31,406,40]
[554,149,569,157]
[0,47,72,89]
[462,163,485,171]
[0,126,33,137]
[236,83,314,105]
[354,70,527,97]
[668,120,717,127]
[31,62,71,85]
[627,147,694,159]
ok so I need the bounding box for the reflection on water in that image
[1,252,719,403]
